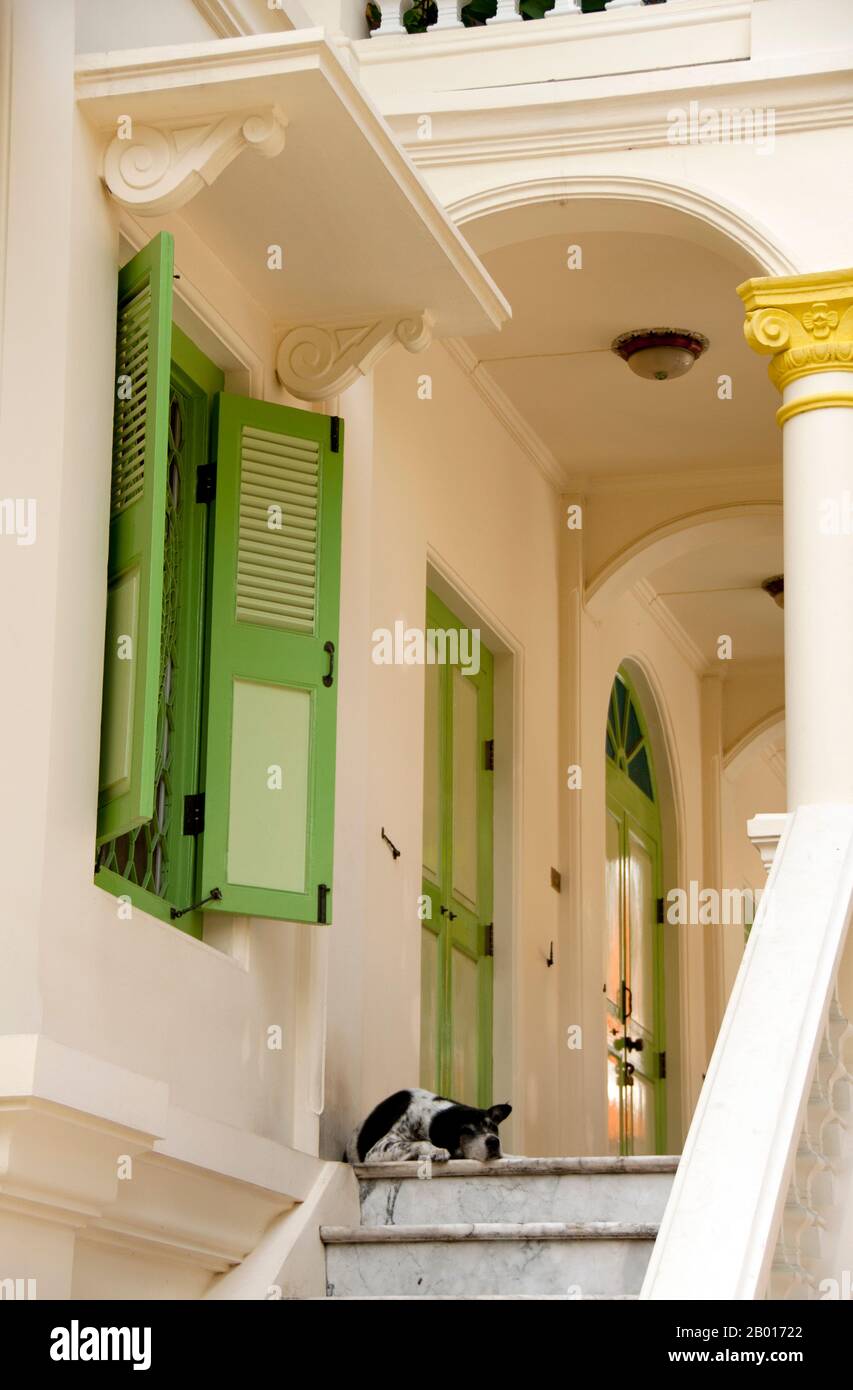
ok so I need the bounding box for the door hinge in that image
[484,922,494,957]
[317,883,329,924]
[656,896,664,924]
[658,1050,667,1081]
[329,415,341,454]
[196,463,216,503]
[484,738,495,771]
[183,793,205,836]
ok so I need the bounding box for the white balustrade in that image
[369,0,666,37]
[369,0,412,35]
[429,0,465,29]
[490,0,523,23]
[642,805,853,1300]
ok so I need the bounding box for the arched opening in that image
[604,666,667,1155]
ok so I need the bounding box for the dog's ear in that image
[488,1103,512,1125]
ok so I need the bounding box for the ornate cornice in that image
[738,267,853,397]
[275,313,434,401]
[102,107,287,215]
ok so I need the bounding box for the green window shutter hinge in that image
[183,793,205,836]
[656,896,664,924]
[484,739,495,771]
[317,883,329,924]
[196,463,216,503]
[484,922,494,957]
[329,415,341,453]
[658,1050,667,1081]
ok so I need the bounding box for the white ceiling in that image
[464,229,781,482]
[646,533,784,666]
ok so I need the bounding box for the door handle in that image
[624,1035,644,1053]
[621,980,633,1021]
[323,640,335,687]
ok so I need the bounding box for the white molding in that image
[75,33,511,339]
[441,337,566,490]
[448,175,798,279]
[359,0,751,64]
[723,707,785,774]
[563,462,780,495]
[586,501,783,617]
[746,811,788,875]
[103,107,287,215]
[192,0,303,36]
[400,89,853,168]
[632,577,709,675]
[275,313,434,402]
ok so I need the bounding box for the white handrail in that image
[642,804,853,1300]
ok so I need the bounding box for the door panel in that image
[423,660,442,885]
[420,591,493,1107]
[420,925,440,1093]
[626,823,655,1042]
[604,671,665,1155]
[450,943,479,1103]
[451,667,479,910]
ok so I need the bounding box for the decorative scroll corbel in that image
[275,312,434,402]
[102,107,287,215]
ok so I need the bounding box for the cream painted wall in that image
[323,338,563,1159]
[74,0,216,52]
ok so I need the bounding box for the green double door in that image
[420,591,494,1107]
[605,671,666,1155]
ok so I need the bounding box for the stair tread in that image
[322,1220,659,1243]
[353,1156,679,1180]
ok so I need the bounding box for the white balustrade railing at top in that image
[642,804,853,1300]
[370,0,665,39]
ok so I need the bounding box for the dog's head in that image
[430,1101,512,1161]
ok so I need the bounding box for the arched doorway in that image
[605,668,666,1155]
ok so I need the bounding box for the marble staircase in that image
[321,1155,677,1299]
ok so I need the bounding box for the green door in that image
[420,590,494,1106]
[605,670,666,1155]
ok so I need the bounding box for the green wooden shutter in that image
[97,233,174,844]
[201,395,343,922]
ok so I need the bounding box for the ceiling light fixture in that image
[762,576,784,609]
[611,328,710,381]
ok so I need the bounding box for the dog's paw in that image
[429,1147,451,1162]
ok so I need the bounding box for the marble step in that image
[322,1220,657,1298]
[319,1294,639,1300]
[354,1156,677,1227]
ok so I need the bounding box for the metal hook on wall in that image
[381,827,401,860]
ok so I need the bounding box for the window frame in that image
[95,324,224,938]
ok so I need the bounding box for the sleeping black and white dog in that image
[345,1088,512,1164]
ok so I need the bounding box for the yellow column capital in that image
[737,268,853,417]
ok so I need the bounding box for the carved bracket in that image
[103,107,287,215]
[275,313,434,402]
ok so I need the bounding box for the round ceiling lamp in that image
[762,576,784,609]
[611,328,710,381]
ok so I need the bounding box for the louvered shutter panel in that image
[97,233,174,844]
[201,395,343,922]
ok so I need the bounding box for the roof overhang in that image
[76,31,510,399]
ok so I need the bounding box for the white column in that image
[740,271,853,807]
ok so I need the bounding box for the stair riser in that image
[359,1173,673,1227]
[326,1237,655,1297]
